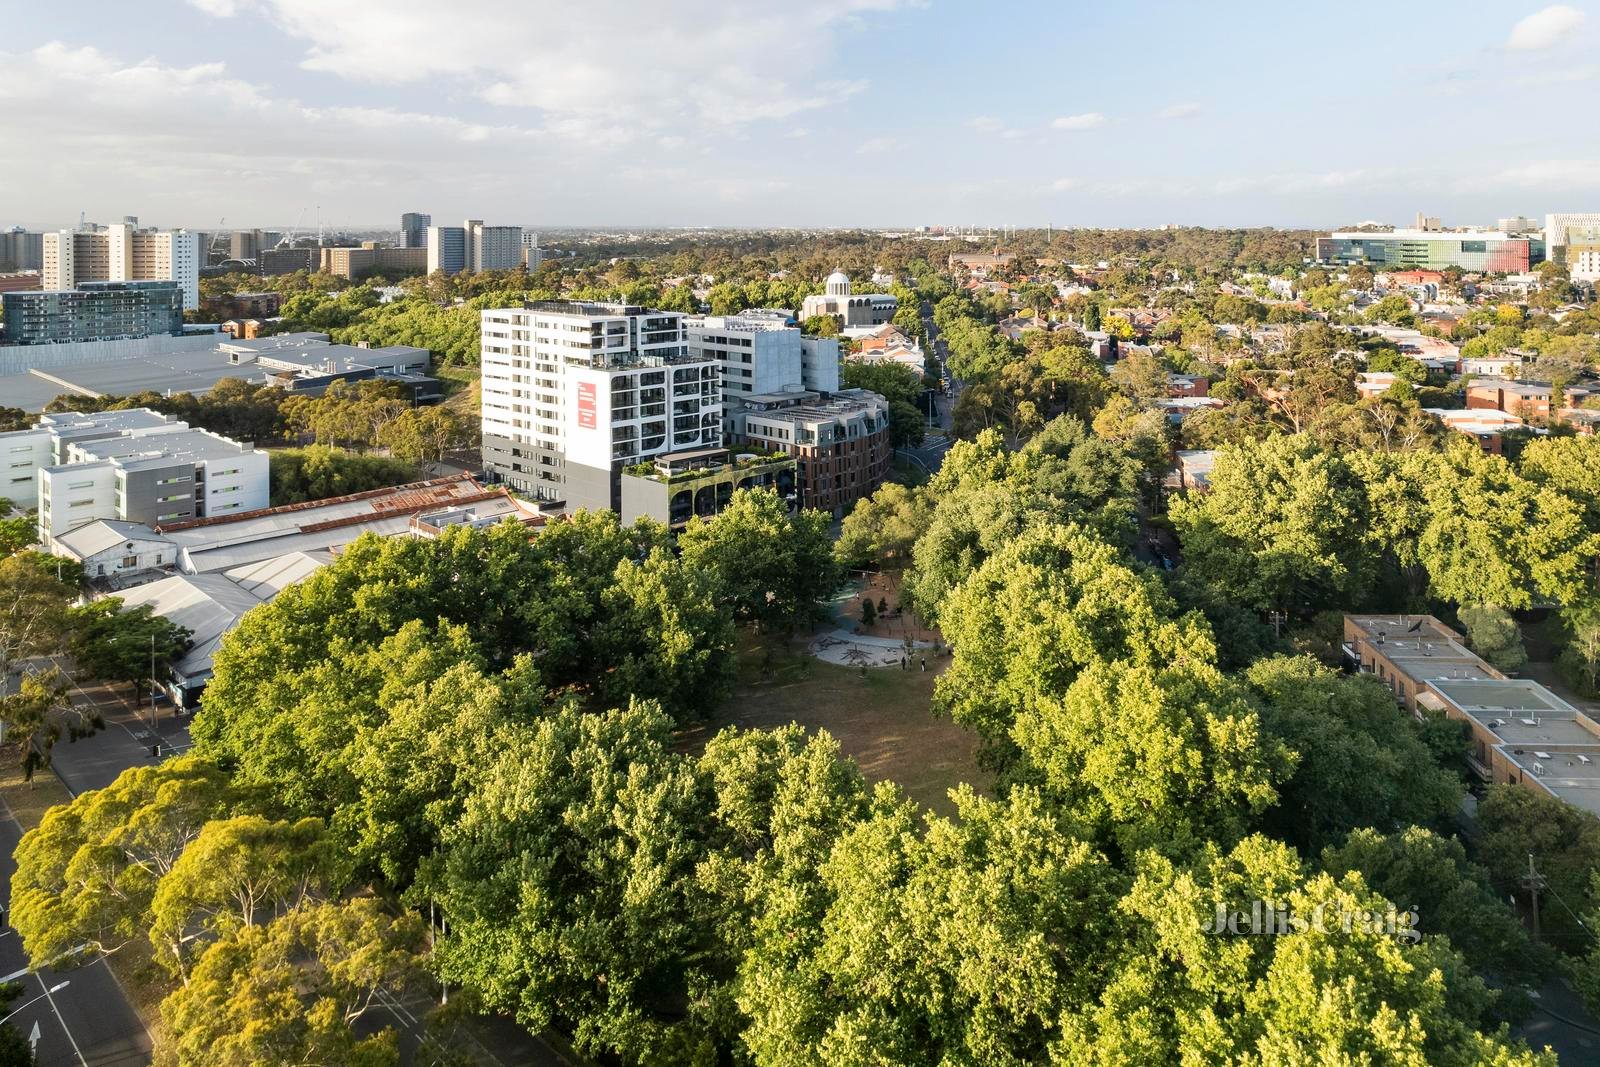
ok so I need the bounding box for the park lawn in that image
[0,753,172,1050]
[695,635,991,816]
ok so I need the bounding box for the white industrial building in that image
[480,301,722,511]
[43,220,202,309]
[0,409,268,546]
[54,475,546,704]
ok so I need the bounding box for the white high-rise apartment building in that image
[687,310,840,399]
[428,219,523,274]
[481,301,721,511]
[43,221,201,309]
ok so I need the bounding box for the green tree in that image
[834,483,932,570]
[1322,827,1552,1004]
[1062,834,1552,1065]
[736,784,1122,1067]
[430,702,722,1063]
[677,489,839,633]
[149,815,341,977]
[1170,435,1377,615]
[1476,785,1600,948]
[65,598,192,700]
[159,898,423,1067]
[0,553,69,680]
[377,405,472,466]
[935,523,1215,744]
[0,667,68,780]
[269,444,420,504]
[1457,605,1528,673]
[1243,656,1462,851]
[11,756,233,966]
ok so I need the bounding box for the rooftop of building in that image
[59,427,258,471]
[1426,408,1525,432]
[517,300,678,320]
[1328,229,1532,241]
[3,279,182,298]
[34,408,176,435]
[1428,677,1582,725]
[688,310,798,331]
[155,474,540,574]
[732,388,889,422]
[1497,746,1600,817]
[251,343,428,373]
[114,571,268,682]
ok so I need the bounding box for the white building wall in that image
[39,464,118,542]
[0,428,53,506]
[198,447,270,517]
[802,337,841,392]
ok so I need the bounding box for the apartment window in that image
[8,446,31,454]
[68,480,94,490]
[69,499,94,508]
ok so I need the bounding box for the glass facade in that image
[1316,234,1544,273]
[0,280,184,346]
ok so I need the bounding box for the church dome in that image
[825,269,852,296]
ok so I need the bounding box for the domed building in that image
[800,269,897,328]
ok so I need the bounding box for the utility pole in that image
[149,632,158,733]
[1523,853,1545,940]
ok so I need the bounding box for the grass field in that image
[693,635,991,816]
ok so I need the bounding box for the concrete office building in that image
[0,408,268,546]
[259,247,318,276]
[800,270,897,329]
[480,300,721,510]
[723,388,891,516]
[428,219,523,274]
[0,280,184,346]
[229,230,265,262]
[400,212,431,249]
[43,222,202,308]
[1498,216,1539,234]
[1315,230,1544,273]
[319,243,428,279]
[687,309,840,400]
[0,228,43,271]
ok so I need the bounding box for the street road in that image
[0,807,151,1066]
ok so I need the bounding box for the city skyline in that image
[2,1,1600,230]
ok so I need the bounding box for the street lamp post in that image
[0,981,70,1027]
[149,633,158,734]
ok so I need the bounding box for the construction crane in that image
[209,217,229,260]
[277,208,308,248]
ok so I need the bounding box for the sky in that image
[2,0,1599,231]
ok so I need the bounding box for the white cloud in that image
[1051,178,1078,192]
[190,0,914,130]
[1157,102,1201,120]
[0,42,570,224]
[1052,112,1105,130]
[1506,5,1586,50]
[856,136,904,154]
[968,115,1025,138]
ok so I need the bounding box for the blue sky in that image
[2,1,1598,231]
